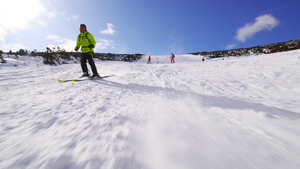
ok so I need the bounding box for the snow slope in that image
[1,50,300,169]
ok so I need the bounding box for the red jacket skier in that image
[170,53,175,63]
[147,56,151,63]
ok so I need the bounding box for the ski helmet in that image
[80,24,86,31]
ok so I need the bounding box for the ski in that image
[58,75,111,83]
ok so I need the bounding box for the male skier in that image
[75,24,99,78]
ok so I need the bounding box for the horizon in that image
[1,0,300,55]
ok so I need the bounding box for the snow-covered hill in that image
[1,50,300,169]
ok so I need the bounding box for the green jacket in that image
[76,31,96,53]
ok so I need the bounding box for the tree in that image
[18,49,28,55]
[46,47,52,53]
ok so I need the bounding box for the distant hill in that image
[190,40,300,58]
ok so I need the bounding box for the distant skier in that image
[0,50,5,63]
[75,24,99,78]
[147,55,151,64]
[170,52,175,63]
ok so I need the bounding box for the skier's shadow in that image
[92,78,300,120]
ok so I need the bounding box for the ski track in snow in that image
[1,50,300,169]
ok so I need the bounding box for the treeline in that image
[190,40,300,58]
[5,47,144,65]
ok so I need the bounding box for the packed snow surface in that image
[1,50,300,169]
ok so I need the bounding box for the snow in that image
[1,50,300,169]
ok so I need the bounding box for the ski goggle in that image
[80,26,86,30]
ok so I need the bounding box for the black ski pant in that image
[81,52,98,75]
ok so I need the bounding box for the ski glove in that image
[88,44,94,48]
[75,47,79,51]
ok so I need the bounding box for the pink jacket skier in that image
[170,53,175,63]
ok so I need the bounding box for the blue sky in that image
[0,0,299,55]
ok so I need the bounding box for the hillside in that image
[190,40,300,58]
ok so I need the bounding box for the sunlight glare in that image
[0,0,44,31]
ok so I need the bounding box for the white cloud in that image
[226,43,237,50]
[47,9,57,18]
[0,43,28,52]
[95,39,115,52]
[46,35,116,52]
[101,23,116,35]
[47,10,78,21]
[38,20,47,26]
[46,35,76,52]
[46,35,63,42]
[69,15,78,21]
[235,14,280,42]
[0,0,45,42]
[0,29,7,42]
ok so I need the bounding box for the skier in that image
[147,55,151,64]
[75,24,99,78]
[170,52,175,63]
[0,50,4,63]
